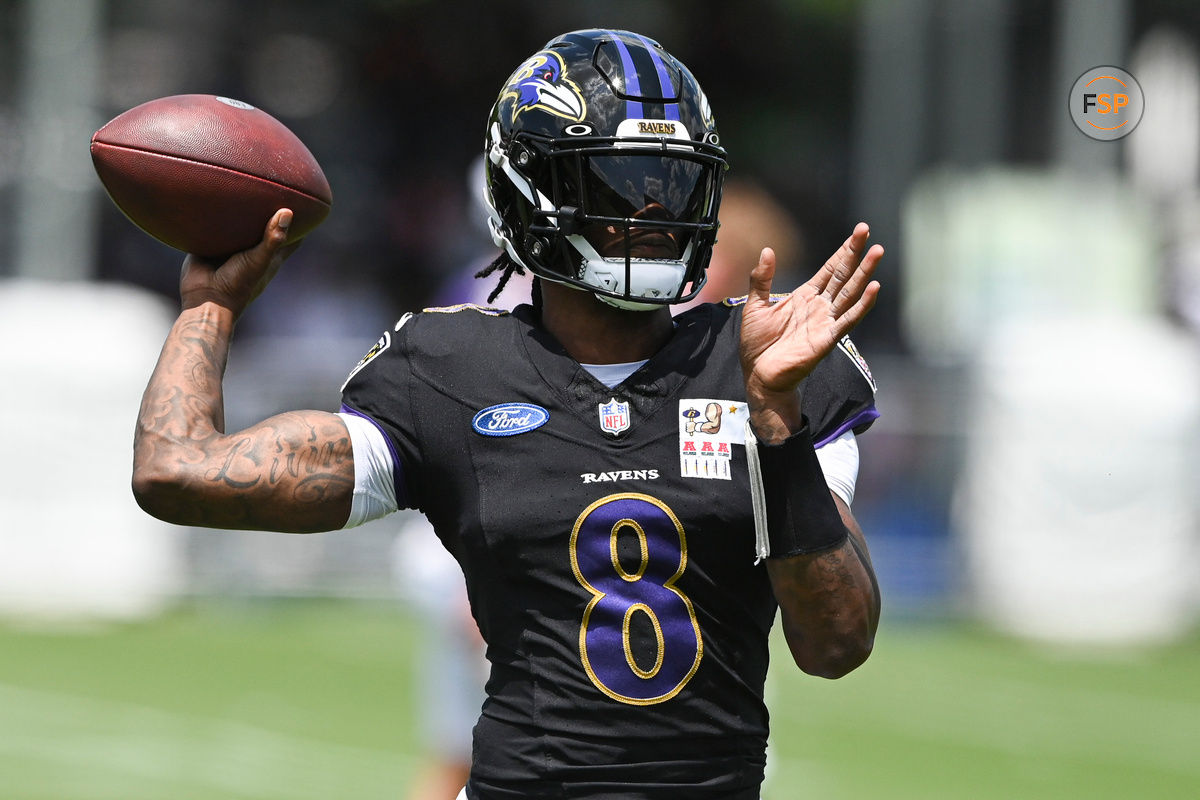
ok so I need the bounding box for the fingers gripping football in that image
[179,209,300,318]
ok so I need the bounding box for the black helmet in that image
[483,29,727,310]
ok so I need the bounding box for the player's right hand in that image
[179,208,300,319]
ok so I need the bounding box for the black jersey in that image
[341,300,877,800]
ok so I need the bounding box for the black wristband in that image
[750,421,848,559]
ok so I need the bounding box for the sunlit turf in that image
[766,623,1200,799]
[0,600,1196,799]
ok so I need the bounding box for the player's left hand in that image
[740,223,882,440]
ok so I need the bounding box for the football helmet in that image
[483,29,727,310]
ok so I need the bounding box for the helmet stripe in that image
[634,33,681,121]
[604,30,644,119]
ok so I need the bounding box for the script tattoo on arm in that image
[133,304,355,532]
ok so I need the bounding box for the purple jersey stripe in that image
[635,33,680,121]
[340,402,409,509]
[813,406,881,450]
[605,30,644,118]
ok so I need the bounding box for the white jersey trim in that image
[338,412,399,528]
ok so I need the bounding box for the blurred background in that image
[1,0,1199,798]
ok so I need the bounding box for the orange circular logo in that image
[1069,66,1144,141]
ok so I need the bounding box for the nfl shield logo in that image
[598,397,631,435]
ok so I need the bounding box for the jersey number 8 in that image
[570,493,704,705]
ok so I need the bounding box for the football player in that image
[132,29,882,800]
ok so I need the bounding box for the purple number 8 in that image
[570,493,704,705]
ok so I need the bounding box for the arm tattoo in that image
[134,306,354,532]
[207,437,262,489]
[766,508,881,637]
[816,549,859,591]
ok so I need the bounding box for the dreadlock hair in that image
[474,252,528,304]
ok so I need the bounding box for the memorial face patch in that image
[677,399,748,480]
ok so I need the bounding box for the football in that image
[90,94,332,258]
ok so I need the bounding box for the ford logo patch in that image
[472,403,549,437]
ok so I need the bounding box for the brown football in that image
[91,94,332,258]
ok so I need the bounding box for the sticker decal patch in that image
[501,50,586,123]
[615,118,690,141]
[472,403,549,437]
[678,399,749,480]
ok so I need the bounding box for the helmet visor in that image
[560,153,715,225]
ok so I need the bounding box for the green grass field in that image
[0,601,1196,799]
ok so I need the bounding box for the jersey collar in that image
[513,303,727,439]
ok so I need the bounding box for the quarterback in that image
[133,29,882,799]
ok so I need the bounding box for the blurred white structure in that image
[1128,26,1200,337]
[0,281,186,621]
[902,169,1159,364]
[905,168,1200,644]
[957,316,1200,645]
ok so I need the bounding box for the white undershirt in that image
[579,359,648,389]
